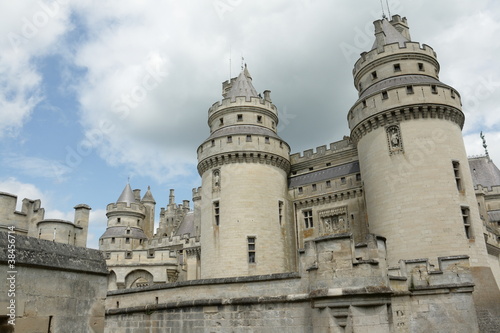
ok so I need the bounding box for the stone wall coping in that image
[107,272,301,296]
[0,232,108,275]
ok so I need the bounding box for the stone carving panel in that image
[386,125,404,155]
[319,206,349,235]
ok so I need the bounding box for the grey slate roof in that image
[117,183,135,205]
[360,75,441,99]
[141,186,156,203]
[289,161,360,188]
[175,212,195,237]
[100,226,148,239]
[488,210,500,223]
[372,18,409,50]
[225,65,258,99]
[469,156,500,189]
[207,125,282,141]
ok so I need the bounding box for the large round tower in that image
[348,15,488,267]
[197,65,292,278]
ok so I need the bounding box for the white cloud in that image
[2,154,72,182]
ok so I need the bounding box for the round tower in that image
[348,15,488,267]
[197,65,292,278]
[99,183,148,251]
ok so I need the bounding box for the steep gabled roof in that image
[469,156,500,189]
[141,186,156,203]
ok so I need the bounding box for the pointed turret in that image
[141,186,156,238]
[372,16,410,51]
[116,183,135,205]
[141,186,156,203]
[222,64,258,99]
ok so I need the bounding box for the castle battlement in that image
[353,42,437,74]
[106,202,146,215]
[208,96,277,116]
[290,138,354,164]
[388,255,473,292]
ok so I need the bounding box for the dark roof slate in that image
[289,161,360,188]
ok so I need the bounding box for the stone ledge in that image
[0,232,108,275]
[107,272,301,296]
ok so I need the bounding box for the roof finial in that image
[480,131,489,157]
[127,176,130,184]
[379,0,386,19]
[241,56,244,71]
[386,0,391,18]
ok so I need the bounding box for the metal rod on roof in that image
[379,0,386,18]
[386,0,392,18]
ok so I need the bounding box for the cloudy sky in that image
[1,0,499,248]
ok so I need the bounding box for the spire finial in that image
[127,176,130,184]
[379,0,386,18]
[480,131,489,157]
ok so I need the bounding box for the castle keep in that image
[2,14,500,333]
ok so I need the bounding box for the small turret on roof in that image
[116,183,135,205]
[372,15,410,51]
[223,64,259,99]
[141,186,156,204]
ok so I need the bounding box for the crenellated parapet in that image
[197,151,291,175]
[106,202,146,216]
[388,255,474,293]
[290,139,354,164]
[208,96,277,118]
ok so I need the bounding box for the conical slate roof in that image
[469,156,500,189]
[116,183,135,205]
[141,186,156,203]
[225,64,258,99]
[372,18,409,50]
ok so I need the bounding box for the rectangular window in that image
[219,118,224,126]
[211,139,215,147]
[246,135,252,142]
[227,136,232,143]
[341,177,346,184]
[461,207,471,239]
[394,63,401,72]
[125,238,130,244]
[431,85,438,94]
[272,121,275,129]
[126,229,130,234]
[362,100,367,108]
[265,136,270,144]
[125,251,132,259]
[303,210,313,228]
[111,237,115,244]
[406,85,414,94]
[312,184,317,191]
[105,252,111,259]
[371,71,378,79]
[356,173,362,181]
[326,180,331,188]
[278,201,283,225]
[237,114,243,121]
[117,218,121,223]
[248,237,256,263]
[257,115,262,123]
[382,91,388,99]
[214,201,220,226]
[298,187,303,194]
[452,161,462,191]
[451,90,456,99]
[418,63,425,71]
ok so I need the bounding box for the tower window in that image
[362,100,367,108]
[431,85,438,94]
[452,161,462,191]
[326,180,331,188]
[382,91,388,99]
[125,251,132,259]
[298,187,303,194]
[219,118,224,126]
[272,121,275,129]
[137,219,140,225]
[211,139,215,147]
[303,210,313,229]
[278,201,283,225]
[126,229,130,234]
[248,237,256,263]
[312,184,317,191]
[418,63,425,71]
[257,115,262,123]
[265,136,270,144]
[246,135,252,142]
[451,90,456,99]
[111,238,115,244]
[237,114,243,121]
[406,86,414,94]
[125,238,130,244]
[358,82,363,90]
[461,207,471,239]
[227,136,232,143]
[393,63,401,72]
[371,71,378,79]
[213,201,220,226]
[117,218,121,223]
[356,173,362,181]
[341,177,346,184]
[279,141,283,148]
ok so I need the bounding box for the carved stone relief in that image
[213,169,220,191]
[386,125,404,155]
[319,206,349,235]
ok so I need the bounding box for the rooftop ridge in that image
[290,139,354,163]
[353,41,436,74]
[209,96,277,115]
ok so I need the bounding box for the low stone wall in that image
[0,232,108,333]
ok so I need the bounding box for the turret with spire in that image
[197,64,295,279]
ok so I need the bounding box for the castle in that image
[1,14,500,332]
